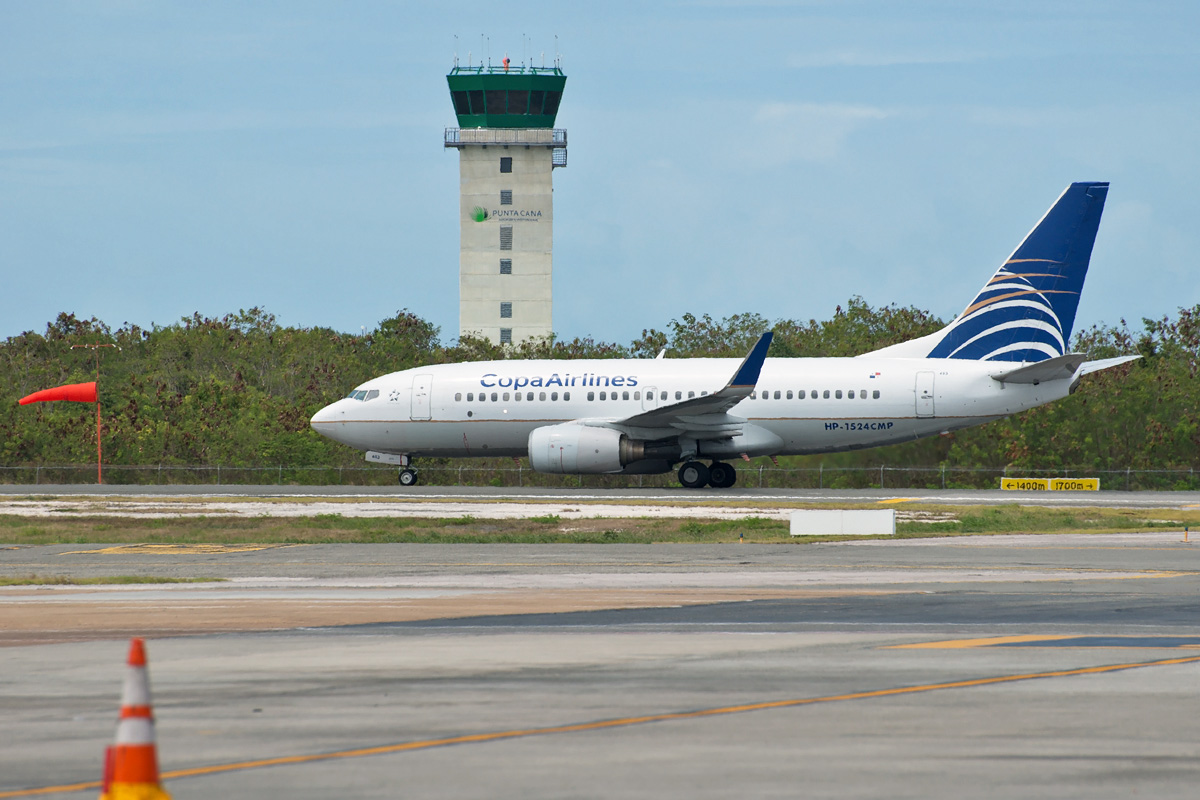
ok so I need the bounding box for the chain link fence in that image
[1,464,1197,491]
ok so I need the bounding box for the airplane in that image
[311,181,1137,489]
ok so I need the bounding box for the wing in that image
[615,332,772,440]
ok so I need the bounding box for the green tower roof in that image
[447,66,566,129]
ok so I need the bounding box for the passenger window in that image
[588,392,595,401]
[848,390,855,399]
[811,390,817,399]
[774,390,781,400]
[540,392,546,401]
[750,391,757,399]
[688,391,695,399]
[491,392,498,402]
[612,393,618,401]
[634,391,640,400]
[527,392,534,401]
[455,393,462,402]
[467,392,474,402]
[563,392,570,401]
[599,391,607,400]
[675,391,682,400]
[823,390,830,399]
[701,391,708,396]
[786,390,793,399]
[835,390,843,399]
[661,391,667,401]
[622,391,629,400]
[861,389,867,399]
[514,392,521,402]
[551,392,559,401]
[873,390,880,399]
[503,392,510,401]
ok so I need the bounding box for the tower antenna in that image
[453,34,458,68]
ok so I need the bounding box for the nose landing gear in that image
[398,468,419,486]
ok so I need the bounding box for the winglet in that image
[729,332,773,388]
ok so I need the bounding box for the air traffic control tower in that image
[445,60,567,345]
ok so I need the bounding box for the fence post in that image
[941,464,946,490]
[518,464,523,487]
[758,465,764,488]
[216,465,220,485]
[880,465,884,489]
[819,463,823,490]
[35,465,40,485]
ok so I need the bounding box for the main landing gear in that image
[677,460,737,489]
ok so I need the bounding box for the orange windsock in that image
[99,638,172,800]
[19,381,97,405]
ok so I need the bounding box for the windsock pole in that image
[99,638,172,800]
[70,343,117,484]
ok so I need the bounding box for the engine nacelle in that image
[528,424,681,474]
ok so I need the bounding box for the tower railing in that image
[445,128,567,147]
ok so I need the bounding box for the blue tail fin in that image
[924,182,1109,362]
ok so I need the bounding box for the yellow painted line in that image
[60,544,294,555]
[5,654,1200,798]
[888,635,1074,649]
[878,498,918,504]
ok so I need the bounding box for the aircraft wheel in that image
[708,462,737,489]
[398,468,419,487]
[677,461,710,489]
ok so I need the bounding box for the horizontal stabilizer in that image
[990,353,1087,384]
[1078,354,1141,376]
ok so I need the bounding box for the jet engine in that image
[528,423,681,474]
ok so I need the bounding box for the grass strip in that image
[0,575,225,586]
[0,504,1195,545]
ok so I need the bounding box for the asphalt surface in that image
[3,532,1200,799]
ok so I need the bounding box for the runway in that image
[3,532,1200,798]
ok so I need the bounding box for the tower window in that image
[499,328,512,344]
[485,89,507,114]
[500,258,512,275]
[500,157,512,173]
[500,190,512,205]
[500,302,512,319]
[500,226,513,250]
[468,90,484,114]
[543,91,562,116]
[529,90,545,114]
[507,90,529,114]
[451,91,470,115]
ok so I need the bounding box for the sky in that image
[2,1,1197,347]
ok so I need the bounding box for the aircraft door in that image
[411,374,433,421]
[641,386,659,412]
[915,371,935,417]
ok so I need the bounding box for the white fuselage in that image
[310,356,1070,460]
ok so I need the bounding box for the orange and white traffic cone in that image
[99,638,172,800]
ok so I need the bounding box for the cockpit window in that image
[346,389,373,401]
[365,390,379,401]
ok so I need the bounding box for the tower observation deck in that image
[445,63,567,345]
